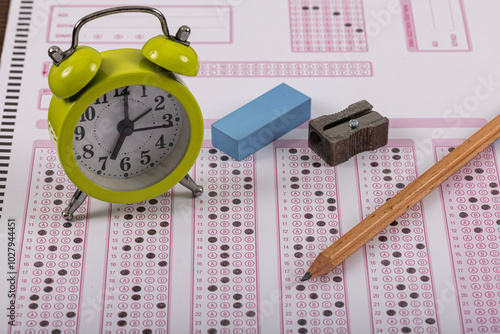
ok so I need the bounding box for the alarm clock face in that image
[72,84,190,191]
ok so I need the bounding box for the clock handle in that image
[62,189,88,221]
[48,6,189,65]
[179,174,204,197]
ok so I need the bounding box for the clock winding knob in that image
[175,25,191,43]
[48,46,65,64]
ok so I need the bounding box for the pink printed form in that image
[274,141,349,334]
[400,0,471,52]
[100,195,174,333]
[198,62,372,78]
[9,142,89,334]
[289,0,367,52]
[355,140,440,333]
[435,141,500,333]
[191,144,259,334]
[47,5,231,44]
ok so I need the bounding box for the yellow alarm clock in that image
[47,6,204,220]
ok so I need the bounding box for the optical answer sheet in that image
[1,0,500,334]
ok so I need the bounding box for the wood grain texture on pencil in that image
[303,114,500,281]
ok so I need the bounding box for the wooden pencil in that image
[302,114,500,281]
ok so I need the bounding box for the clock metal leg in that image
[62,189,88,221]
[179,173,203,197]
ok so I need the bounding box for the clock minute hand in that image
[133,124,171,132]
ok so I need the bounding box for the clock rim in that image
[48,48,203,203]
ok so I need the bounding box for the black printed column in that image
[435,140,500,333]
[101,193,173,333]
[10,141,89,334]
[355,140,440,333]
[275,140,349,334]
[191,142,259,334]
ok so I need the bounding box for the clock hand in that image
[131,108,153,123]
[133,124,171,132]
[123,89,129,120]
[110,108,167,159]
[110,88,132,160]
[110,131,128,160]
[110,118,134,160]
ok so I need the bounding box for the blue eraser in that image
[212,83,311,160]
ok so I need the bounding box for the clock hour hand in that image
[131,108,153,123]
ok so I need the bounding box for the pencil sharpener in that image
[309,100,389,166]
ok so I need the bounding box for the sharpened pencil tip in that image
[301,272,312,282]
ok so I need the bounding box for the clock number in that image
[74,126,85,141]
[114,86,130,97]
[120,157,131,171]
[155,135,166,149]
[154,96,165,111]
[140,150,151,165]
[80,107,96,122]
[94,94,108,105]
[163,114,173,127]
[82,144,94,159]
[141,86,148,98]
[99,156,108,171]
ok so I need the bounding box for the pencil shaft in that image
[307,114,500,279]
